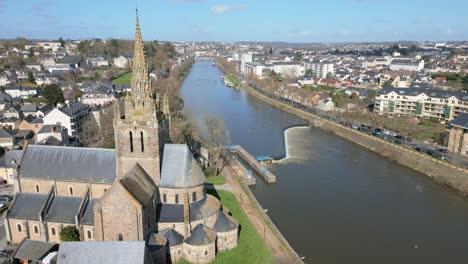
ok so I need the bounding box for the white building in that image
[43,101,90,137]
[317,98,335,112]
[272,62,304,78]
[305,61,335,78]
[36,124,69,144]
[4,87,38,99]
[243,62,272,79]
[113,55,132,68]
[375,87,468,120]
[389,59,424,71]
[240,53,253,74]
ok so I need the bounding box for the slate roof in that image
[120,163,157,205]
[44,196,82,224]
[23,114,36,123]
[14,239,57,261]
[160,144,205,189]
[157,194,220,223]
[38,124,62,134]
[19,145,116,184]
[0,129,14,138]
[57,241,147,264]
[0,149,23,168]
[184,224,216,246]
[59,102,88,117]
[81,199,96,225]
[377,87,468,101]
[160,229,184,247]
[36,136,65,146]
[450,113,468,129]
[21,103,38,112]
[212,211,239,233]
[8,193,48,220]
[31,117,44,124]
[147,233,167,252]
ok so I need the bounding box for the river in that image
[180,61,468,264]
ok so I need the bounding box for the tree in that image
[42,84,64,106]
[58,37,65,48]
[382,80,393,88]
[59,226,80,241]
[27,72,35,84]
[203,116,231,175]
[80,116,100,147]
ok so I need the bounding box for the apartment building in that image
[272,62,304,78]
[389,59,424,71]
[304,61,335,78]
[240,53,253,74]
[375,87,468,120]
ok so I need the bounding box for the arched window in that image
[51,227,56,236]
[87,230,92,239]
[192,192,197,202]
[35,185,40,193]
[175,194,179,204]
[17,224,22,232]
[33,225,39,234]
[140,131,144,152]
[178,249,181,254]
[104,188,108,193]
[69,187,74,195]
[117,233,123,241]
[163,194,167,203]
[205,250,208,256]
[129,131,134,153]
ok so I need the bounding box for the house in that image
[317,97,335,111]
[36,105,53,117]
[3,105,22,119]
[114,54,133,68]
[18,114,43,133]
[12,239,58,264]
[0,117,21,130]
[344,87,371,99]
[0,128,15,148]
[43,101,90,137]
[21,103,39,117]
[36,124,69,144]
[448,113,468,156]
[87,56,111,67]
[4,87,38,99]
[0,149,23,183]
[0,92,13,110]
[15,129,35,145]
[81,85,118,106]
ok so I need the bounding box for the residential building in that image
[36,124,69,144]
[43,101,90,137]
[305,61,335,78]
[389,59,424,71]
[448,113,468,156]
[272,62,304,78]
[0,128,14,148]
[4,87,38,99]
[240,53,253,74]
[113,54,133,68]
[375,87,468,120]
[317,98,335,112]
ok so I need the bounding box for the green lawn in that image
[204,175,227,185]
[226,75,239,86]
[179,190,274,264]
[112,72,132,85]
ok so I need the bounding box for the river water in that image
[180,61,468,264]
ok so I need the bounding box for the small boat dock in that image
[226,145,277,183]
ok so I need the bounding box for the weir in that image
[226,145,277,183]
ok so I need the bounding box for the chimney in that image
[50,125,54,133]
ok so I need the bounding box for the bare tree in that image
[80,116,100,147]
[203,115,231,175]
[99,106,115,148]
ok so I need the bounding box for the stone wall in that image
[160,185,204,204]
[8,219,28,244]
[19,178,111,199]
[26,220,42,241]
[190,211,218,230]
[81,225,95,241]
[94,183,144,241]
[158,223,187,238]
[168,244,184,264]
[183,243,216,264]
[216,229,238,251]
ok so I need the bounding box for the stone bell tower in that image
[114,10,160,185]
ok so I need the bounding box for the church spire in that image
[130,9,153,107]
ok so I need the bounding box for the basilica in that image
[3,13,238,264]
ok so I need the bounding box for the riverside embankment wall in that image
[242,83,468,195]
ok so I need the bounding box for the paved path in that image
[221,165,303,264]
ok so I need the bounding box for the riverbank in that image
[221,164,304,263]
[240,79,468,195]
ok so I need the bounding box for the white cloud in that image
[209,4,248,15]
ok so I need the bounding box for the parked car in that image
[351,124,359,130]
[372,128,382,137]
[0,204,6,212]
[0,195,12,202]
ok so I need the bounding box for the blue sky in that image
[0,0,467,42]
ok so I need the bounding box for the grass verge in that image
[112,72,132,85]
[204,175,227,185]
